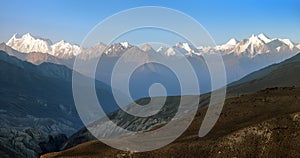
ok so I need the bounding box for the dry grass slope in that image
[42,87,300,158]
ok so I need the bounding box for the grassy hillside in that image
[42,87,300,158]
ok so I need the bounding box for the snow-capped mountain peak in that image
[248,34,264,45]
[140,44,154,52]
[23,33,34,39]
[278,39,294,49]
[216,38,238,50]
[229,34,268,56]
[7,33,52,54]
[176,42,191,51]
[211,33,299,57]
[120,42,130,48]
[165,47,177,56]
[226,38,238,45]
[175,42,198,55]
[6,33,81,58]
[182,43,193,52]
[51,40,81,57]
[257,33,271,43]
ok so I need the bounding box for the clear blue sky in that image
[1,0,299,45]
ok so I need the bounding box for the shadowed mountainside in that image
[0,50,116,158]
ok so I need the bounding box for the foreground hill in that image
[42,87,300,158]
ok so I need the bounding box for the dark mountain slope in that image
[0,50,116,157]
[0,50,80,130]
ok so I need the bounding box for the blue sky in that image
[1,0,299,45]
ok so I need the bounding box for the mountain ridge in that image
[5,33,300,59]
[3,33,300,98]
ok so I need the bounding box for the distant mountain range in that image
[5,33,300,59]
[0,42,74,68]
[208,33,299,57]
[1,32,300,157]
[2,33,299,98]
[6,33,80,59]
